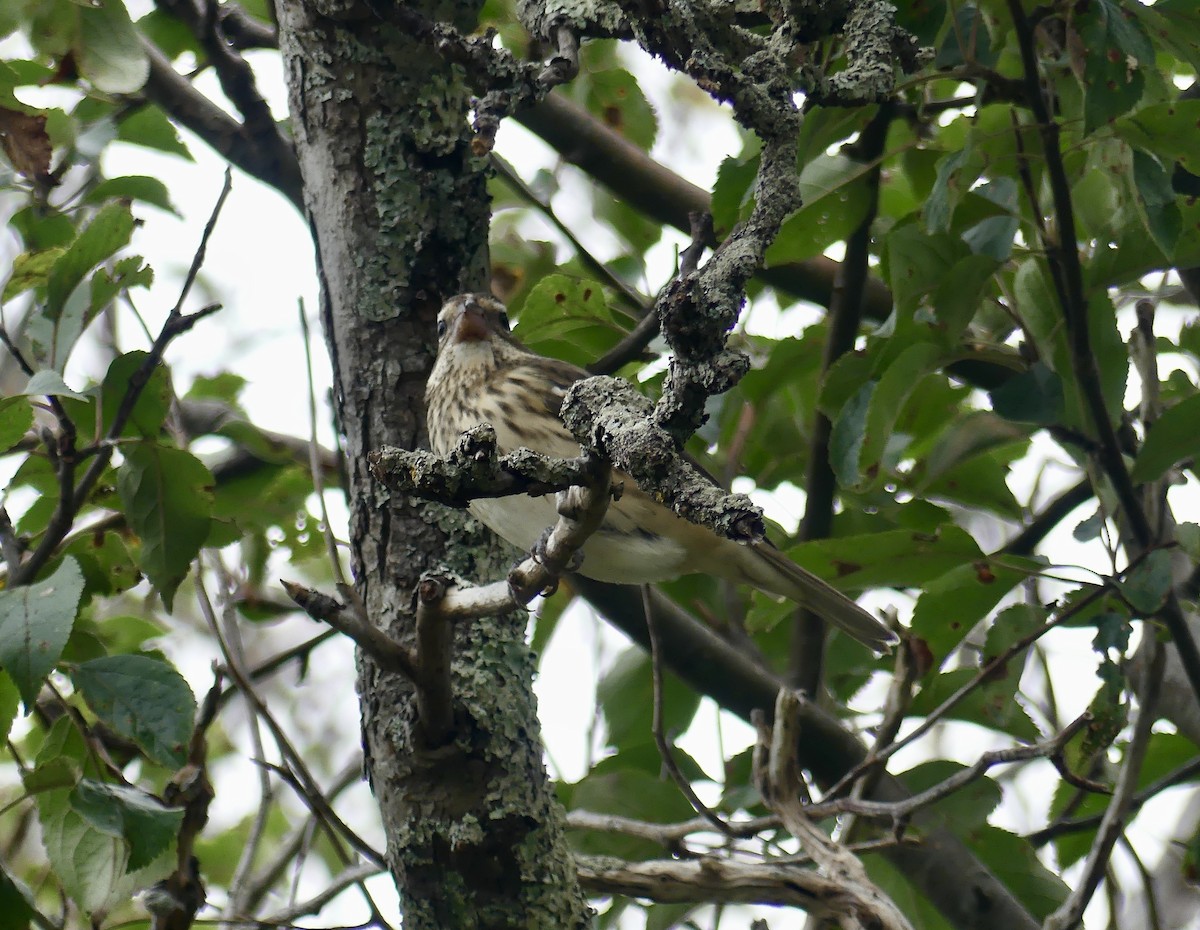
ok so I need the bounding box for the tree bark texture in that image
[276,3,592,927]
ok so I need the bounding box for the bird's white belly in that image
[468,494,690,584]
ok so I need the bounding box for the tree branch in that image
[139,39,302,207]
[755,689,913,930]
[1043,641,1166,930]
[370,423,598,507]
[575,853,889,914]
[560,376,765,541]
[572,576,1041,930]
[790,99,893,692]
[516,92,894,316]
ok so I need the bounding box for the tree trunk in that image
[276,4,592,926]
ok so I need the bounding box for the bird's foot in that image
[531,526,585,575]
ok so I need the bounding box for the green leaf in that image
[830,342,944,489]
[583,68,656,151]
[9,205,75,251]
[0,558,84,707]
[37,787,126,911]
[596,647,700,751]
[1178,522,1200,562]
[567,767,697,860]
[20,369,90,400]
[900,760,1001,833]
[76,0,148,93]
[1079,0,1152,134]
[90,255,153,319]
[910,562,1031,662]
[909,666,1039,741]
[787,524,983,592]
[1116,549,1172,615]
[934,4,994,68]
[3,248,64,301]
[46,202,135,321]
[1131,149,1181,255]
[70,779,182,870]
[830,380,872,489]
[0,396,32,451]
[0,865,35,930]
[101,351,172,438]
[711,150,760,235]
[968,826,1068,918]
[963,179,1019,260]
[931,254,1000,343]
[184,371,248,407]
[0,672,18,745]
[1131,392,1200,483]
[516,274,627,368]
[83,175,177,215]
[796,106,872,167]
[1132,0,1200,72]
[116,442,213,609]
[73,655,196,768]
[23,756,82,795]
[66,530,142,601]
[921,412,1030,484]
[883,225,971,337]
[989,362,1064,425]
[1115,99,1200,177]
[983,603,1048,658]
[136,9,203,60]
[765,154,872,264]
[116,106,192,159]
[921,447,1023,519]
[923,142,978,234]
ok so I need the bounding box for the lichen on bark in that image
[276,3,592,926]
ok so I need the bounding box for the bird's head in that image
[428,293,529,391]
[437,293,529,352]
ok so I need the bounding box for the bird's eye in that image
[436,320,447,338]
[497,311,510,331]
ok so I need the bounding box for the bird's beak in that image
[451,303,490,343]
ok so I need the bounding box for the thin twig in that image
[11,173,233,587]
[827,578,1116,796]
[0,508,23,573]
[196,574,387,871]
[1007,0,1200,708]
[299,299,346,588]
[755,689,913,930]
[240,760,364,914]
[1028,755,1200,847]
[282,581,417,680]
[644,584,734,837]
[1043,641,1165,930]
[264,862,383,924]
[491,154,650,318]
[589,213,711,375]
[790,101,892,693]
[207,554,276,926]
[414,577,456,745]
[1002,479,1094,557]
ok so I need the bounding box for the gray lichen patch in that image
[561,376,766,543]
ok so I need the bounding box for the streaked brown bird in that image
[425,293,896,652]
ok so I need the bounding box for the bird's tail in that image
[736,542,897,653]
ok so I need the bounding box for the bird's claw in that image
[531,526,585,575]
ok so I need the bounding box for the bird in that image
[425,292,897,652]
